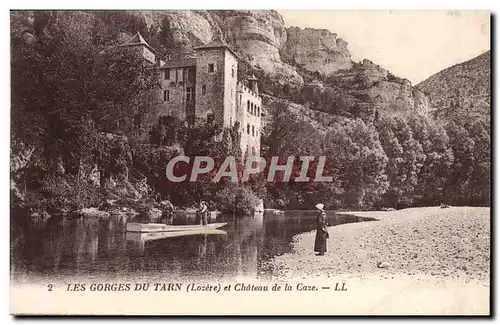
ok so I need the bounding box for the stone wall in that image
[223,50,238,127]
[195,48,226,125]
[237,82,262,157]
[159,66,197,121]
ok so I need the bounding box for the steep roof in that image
[120,32,157,54]
[248,73,258,81]
[194,36,238,57]
[160,58,197,69]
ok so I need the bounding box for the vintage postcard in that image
[10,9,491,315]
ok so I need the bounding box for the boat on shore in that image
[126,222,228,233]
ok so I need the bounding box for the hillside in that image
[10,10,491,216]
[11,10,431,120]
[416,51,490,120]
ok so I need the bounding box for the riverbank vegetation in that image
[10,12,490,219]
[261,105,490,210]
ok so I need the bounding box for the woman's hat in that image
[315,203,324,211]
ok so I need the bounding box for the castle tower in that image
[194,36,238,127]
[120,32,157,64]
[248,73,259,94]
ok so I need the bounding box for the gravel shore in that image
[270,207,490,281]
[266,206,490,315]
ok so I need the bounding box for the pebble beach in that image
[267,206,491,315]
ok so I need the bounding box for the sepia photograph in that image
[9,8,491,316]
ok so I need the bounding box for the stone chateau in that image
[121,32,262,157]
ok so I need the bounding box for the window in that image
[239,94,242,105]
[252,125,255,136]
[251,103,254,115]
[202,85,206,95]
[208,63,215,73]
[230,117,232,126]
[247,124,250,134]
[163,90,169,102]
[186,68,191,81]
[186,87,194,102]
[247,100,250,113]
[232,66,235,78]
[164,69,170,80]
[257,107,260,116]
[175,69,179,83]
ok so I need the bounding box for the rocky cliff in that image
[120,10,304,88]
[281,27,352,75]
[329,59,426,114]
[216,10,304,88]
[11,10,432,118]
[99,9,429,114]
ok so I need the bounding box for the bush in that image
[215,185,260,215]
[31,174,104,212]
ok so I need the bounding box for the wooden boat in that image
[126,228,227,243]
[126,222,228,233]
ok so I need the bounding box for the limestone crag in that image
[281,27,353,75]
[215,10,303,87]
[328,59,430,114]
[11,10,432,118]
[145,10,223,52]
[123,10,304,87]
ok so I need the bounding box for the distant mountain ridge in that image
[416,51,490,120]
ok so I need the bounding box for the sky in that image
[279,10,490,84]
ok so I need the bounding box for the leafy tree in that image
[407,114,453,206]
[377,115,425,208]
[444,121,475,205]
[261,103,322,158]
[12,11,159,172]
[11,11,160,211]
[324,119,388,209]
[467,120,490,205]
[215,184,260,215]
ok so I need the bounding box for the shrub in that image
[215,185,260,215]
[32,174,104,212]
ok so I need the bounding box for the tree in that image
[261,103,322,158]
[11,11,160,210]
[444,121,475,205]
[12,11,159,169]
[466,120,490,205]
[376,115,425,208]
[407,114,454,206]
[324,119,388,209]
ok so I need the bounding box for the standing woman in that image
[314,203,329,256]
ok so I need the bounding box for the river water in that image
[10,210,372,283]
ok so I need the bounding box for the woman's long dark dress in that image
[314,211,328,254]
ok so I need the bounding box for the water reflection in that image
[10,210,372,282]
